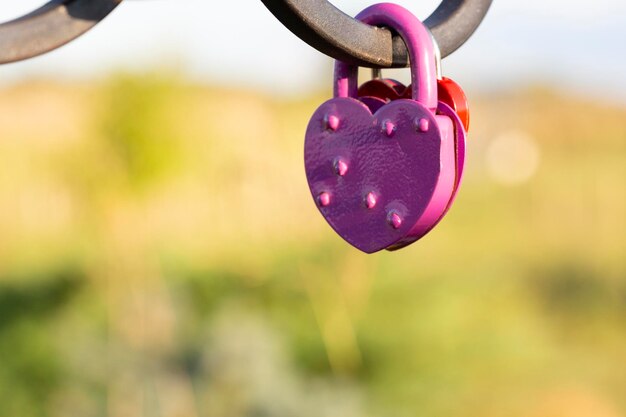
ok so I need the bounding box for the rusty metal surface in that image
[261,0,493,67]
[0,0,123,64]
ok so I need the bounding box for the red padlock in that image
[437,77,470,132]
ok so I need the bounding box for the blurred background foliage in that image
[0,73,624,417]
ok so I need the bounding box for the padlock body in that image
[305,98,457,253]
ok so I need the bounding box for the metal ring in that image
[260,0,493,67]
[0,0,123,64]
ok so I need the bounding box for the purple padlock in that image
[304,2,465,253]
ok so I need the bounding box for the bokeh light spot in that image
[486,130,541,186]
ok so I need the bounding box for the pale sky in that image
[1,1,625,102]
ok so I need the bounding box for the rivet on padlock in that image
[387,211,403,229]
[324,114,340,131]
[334,158,349,176]
[416,118,430,132]
[382,120,396,137]
[318,192,331,207]
[365,192,378,209]
[304,3,463,253]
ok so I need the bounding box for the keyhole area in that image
[0,1,48,23]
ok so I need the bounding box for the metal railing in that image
[0,0,491,65]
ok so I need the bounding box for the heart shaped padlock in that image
[304,3,466,253]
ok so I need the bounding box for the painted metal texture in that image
[304,3,460,253]
[437,77,470,132]
[260,0,492,67]
[359,77,471,132]
[305,98,453,253]
[437,100,466,205]
[0,0,123,64]
[357,83,467,198]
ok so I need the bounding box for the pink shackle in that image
[334,3,438,112]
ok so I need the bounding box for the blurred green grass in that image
[0,73,624,417]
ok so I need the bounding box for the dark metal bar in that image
[260,0,492,67]
[0,0,123,64]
